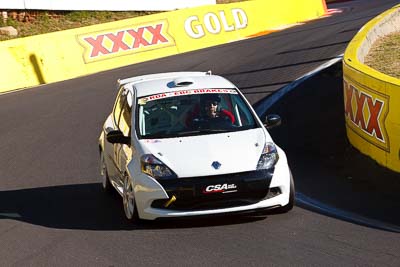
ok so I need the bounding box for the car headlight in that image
[141,154,176,180]
[256,142,279,170]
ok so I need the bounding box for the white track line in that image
[0,213,22,218]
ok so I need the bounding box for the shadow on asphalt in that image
[0,183,272,230]
[225,56,340,77]
[2,64,399,231]
[276,41,350,55]
[265,62,400,228]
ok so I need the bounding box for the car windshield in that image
[136,89,260,139]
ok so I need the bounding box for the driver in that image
[185,94,235,129]
[203,94,235,123]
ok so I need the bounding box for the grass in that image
[0,0,243,41]
[364,32,400,79]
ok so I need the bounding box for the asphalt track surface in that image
[1,0,400,266]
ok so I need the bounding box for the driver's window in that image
[113,89,125,126]
[119,92,132,137]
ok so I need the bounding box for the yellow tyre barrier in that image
[0,0,326,94]
[343,4,400,172]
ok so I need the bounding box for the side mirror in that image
[264,114,281,129]
[106,130,131,145]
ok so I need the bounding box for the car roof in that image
[119,72,237,97]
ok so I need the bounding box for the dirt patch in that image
[0,11,157,41]
[364,31,400,79]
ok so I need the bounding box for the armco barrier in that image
[0,0,327,94]
[343,4,400,172]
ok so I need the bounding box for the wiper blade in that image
[143,129,232,139]
[176,129,230,136]
[199,129,230,133]
[176,130,202,136]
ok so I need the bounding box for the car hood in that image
[139,128,268,178]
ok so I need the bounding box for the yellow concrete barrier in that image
[0,0,327,93]
[343,4,400,172]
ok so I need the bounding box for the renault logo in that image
[212,161,221,170]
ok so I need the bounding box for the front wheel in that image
[122,174,139,222]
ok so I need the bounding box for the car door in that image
[105,88,129,187]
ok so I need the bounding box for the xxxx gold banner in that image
[78,20,176,63]
[0,0,327,93]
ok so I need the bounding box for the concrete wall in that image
[343,4,400,172]
[0,0,327,94]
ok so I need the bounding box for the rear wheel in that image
[123,174,139,222]
[275,171,295,213]
[100,151,112,193]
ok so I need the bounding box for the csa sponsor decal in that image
[203,183,238,194]
[185,8,248,39]
[343,77,389,151]
[78,19,175,63]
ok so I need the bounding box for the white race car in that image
[98,71,294,221]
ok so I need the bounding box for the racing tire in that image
[275,171,295,213]
[122,173,140,222]
[100,151,113,194]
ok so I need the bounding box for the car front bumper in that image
[130,152,291,220]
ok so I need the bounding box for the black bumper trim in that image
[152,169,274,211]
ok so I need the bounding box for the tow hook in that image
[164,195,177,208]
